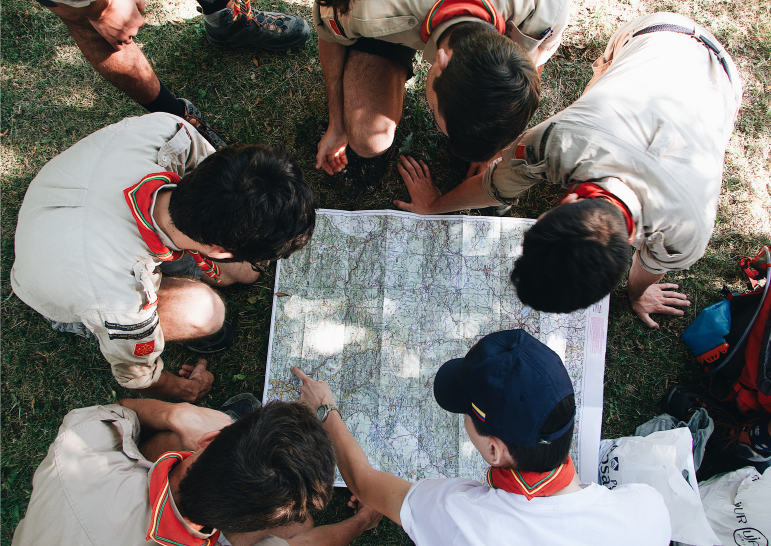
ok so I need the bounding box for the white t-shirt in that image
[400,478,671,546]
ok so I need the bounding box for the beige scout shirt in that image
[12,405,289,546]
[312,0,569,66]
[10,113,214,389]
[482,12,743,274]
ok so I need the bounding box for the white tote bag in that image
[599,428,720,546]
[698,466,771,546]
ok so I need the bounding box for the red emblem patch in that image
[514,145,526,160]
[133,340,155,357]
[328,19,342,36]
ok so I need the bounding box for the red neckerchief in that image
[485,456,575,501]
[147,451,220,546]
[124,173,221,284]
[421,0,505,42]
[563,182,636,242]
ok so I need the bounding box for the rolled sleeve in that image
[83,310,165,389]
[636,231,705,274]
[482,147,541,204]
[313,2,344,44]
[533,0,570,66]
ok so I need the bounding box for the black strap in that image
[633,23,732,82]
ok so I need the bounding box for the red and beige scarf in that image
[486,456,575,501]
[421,0,505,42]
[563,182,636,242]
[124,172,221,284]
[147,451,220,546]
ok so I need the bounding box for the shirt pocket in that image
[505,20,548,57]
[353,15,420,38]
[157,124,193,176]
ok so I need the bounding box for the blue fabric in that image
[681,299,732,356]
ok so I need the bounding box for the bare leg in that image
[156,277,225,342]
[47,5,160,104]
[343,50,409,158]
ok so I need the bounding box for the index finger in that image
[290,366,310,383]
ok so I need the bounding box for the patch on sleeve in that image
[328,19,342,35]
[514,145,526,160]
[133,340,156,357]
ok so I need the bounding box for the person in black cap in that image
[292,329,672,546]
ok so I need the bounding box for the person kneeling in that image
[12,398,381,546]
[292,329,672,545]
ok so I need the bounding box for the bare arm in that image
[52,0,146,50]
[291,367,413,525]
[627,252,690,329]
[118,397,232,460]
[130,360,213,403]
[316,38,349,174]
[394,156,500,215]
[287,502,381,546]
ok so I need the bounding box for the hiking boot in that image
[178,98,228,150]
[181,322,236,354]
[219,393,261,421]
[204,6,310,50]
[663,386,771,462]
[480,204,512,217]
[336,146,396,193]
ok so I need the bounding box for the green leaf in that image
[398,132,414,155]
[247,296,257,304]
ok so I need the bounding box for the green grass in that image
[2,0,770,544]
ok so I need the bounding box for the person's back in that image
[400,476,668,545]
[292,330,673,546]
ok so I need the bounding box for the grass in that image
[1,0,770,544]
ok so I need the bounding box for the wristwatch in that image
[316,403,339,422]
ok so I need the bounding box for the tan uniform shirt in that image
[12,405,289,546]
[482,12,743,274]
[10,113,214,389]
[312,0,569,66]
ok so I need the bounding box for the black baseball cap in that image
[434,329,575,446]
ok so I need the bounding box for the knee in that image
[346,120,396,158]
[180,283,225,337]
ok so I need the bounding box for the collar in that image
[124,173,220,284]
[563,180,637,242]
[150,186,182,252]
[147,451,220,546]
[422,0,505,63]
[485,456,576,501]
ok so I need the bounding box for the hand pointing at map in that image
[292,366,335,411]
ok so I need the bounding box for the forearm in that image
[318,38,346,129]
[117,396,184,432]
[131,369,196,401]
[626,253,665,301]
[430,173,500,214]
[288,516,371,546]
[324,412,411,524]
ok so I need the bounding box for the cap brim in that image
[433,358,471,414]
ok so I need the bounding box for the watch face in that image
[316,406,326,420]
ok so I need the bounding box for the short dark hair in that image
[472,394,575,472]
[177,401,335,533]
[511,199,631,313]
[434,22,540,162]
[169,144,317,267]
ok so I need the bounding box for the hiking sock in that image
[140,82,185,117]
[748,417,771,454]
[197,0,231,15]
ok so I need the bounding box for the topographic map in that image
[264,210,608,485]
